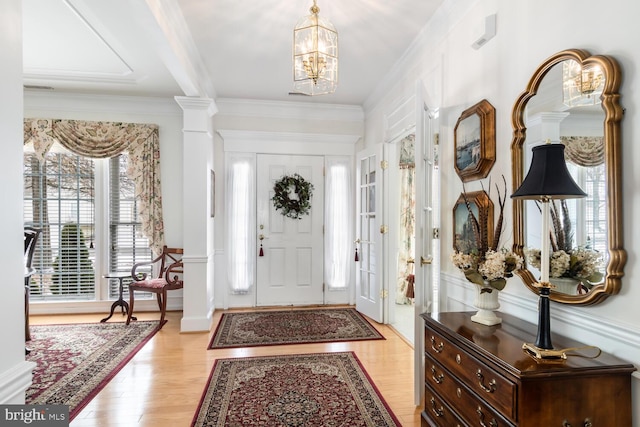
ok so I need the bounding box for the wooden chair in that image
[24,227,41,342]
[126,246,183,328]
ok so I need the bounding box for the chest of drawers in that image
[421,311,635,427]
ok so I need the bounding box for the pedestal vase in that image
[471,285,502,326]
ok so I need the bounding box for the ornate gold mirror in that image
[511,49,625,305]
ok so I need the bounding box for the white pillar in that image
[0,0,37,403]
[175,96,218,332]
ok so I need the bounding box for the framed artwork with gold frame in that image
[453,191,494,254]
[454,99,496,182]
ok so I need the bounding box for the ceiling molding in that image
[219,129,360,156]
[24,90,181,117]
[215,98,364,122]
[131,0,215,98]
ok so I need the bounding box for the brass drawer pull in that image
[430,336,444,353]
[477,406,498,427]
[430,365,444,384]
[563,419,593,427]
[476,369,497,393]
[430,397,444,417]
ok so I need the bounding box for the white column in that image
[175,96,218,332]
[0,0,37,403]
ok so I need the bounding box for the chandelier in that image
[562,60,605,107]
[293,0,338,96]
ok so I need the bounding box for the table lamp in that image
[511,141,587,359]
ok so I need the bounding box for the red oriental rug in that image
[192,352,401,426]
[25,321,162,420]
[208,308,384,349]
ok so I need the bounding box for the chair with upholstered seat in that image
[126,246,183,328]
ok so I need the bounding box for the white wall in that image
[363,0,640,421]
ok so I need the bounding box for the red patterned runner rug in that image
[192,351,401,426]
[26,321,162,420]
[208,308,384,349]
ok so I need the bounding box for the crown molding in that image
[215,98,364,123]
[24,90,181,116]
[218,129,360,156]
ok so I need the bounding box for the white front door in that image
[355,144,386,323]
[413,81,440,405]
[256,154,324,306]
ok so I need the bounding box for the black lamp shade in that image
[511,144,587,200]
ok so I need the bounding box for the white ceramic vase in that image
[551,277,581,295]
[471,284,502,326]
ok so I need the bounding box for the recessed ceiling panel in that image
[23,0,132,77]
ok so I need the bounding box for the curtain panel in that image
[23,118,165,255]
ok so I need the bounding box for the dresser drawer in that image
[426,355,515,427]
[425,328,516,419]
[423,384,465,427]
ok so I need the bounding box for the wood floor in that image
[29,308,423,426]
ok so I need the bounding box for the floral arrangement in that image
[451,176,523,292]
[524,247,603,283]
[523,199,604,284]
[271,173,314,219]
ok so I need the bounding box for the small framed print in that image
[453,190,494,254]
[454,99,496,182]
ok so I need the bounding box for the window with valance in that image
[23,118,165,300]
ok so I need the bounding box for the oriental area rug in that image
[208,308,384,349]
[25,321,162,420]
[191,352,401,427]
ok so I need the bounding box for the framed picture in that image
[453,191,494,254]
[210,170,215,218]
[454,99,496,182]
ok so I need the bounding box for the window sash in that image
[108,155,152,299]
[24,147,96,300]
[226,153,256,294]
[24,144,152,302]
[325,156,353,289]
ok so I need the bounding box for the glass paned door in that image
[356,145,384,322]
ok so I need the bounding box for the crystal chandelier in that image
[562,60,605,107]
[293,0,338,95]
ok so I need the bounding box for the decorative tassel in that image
[259,244,264,257]
[354,248,359,262]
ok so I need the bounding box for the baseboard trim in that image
[0,361,37,404]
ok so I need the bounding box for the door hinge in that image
[380,225,388,234]
[380,160,389,170]
[434,133,440,146]
[433,227,440,239]
[379,289,389,299]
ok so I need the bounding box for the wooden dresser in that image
[421,311,635,427]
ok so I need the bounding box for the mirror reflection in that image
[511,49,625,305]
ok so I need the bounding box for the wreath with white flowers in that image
[271,173,314,219]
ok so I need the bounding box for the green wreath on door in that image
[271,173,314,220]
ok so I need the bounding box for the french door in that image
[413,80,440,405]
[355,144,387,323]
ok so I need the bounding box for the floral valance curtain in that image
[23,118,165,255]
[560,136,604,167]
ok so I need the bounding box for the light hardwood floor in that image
[29,307,423,426]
